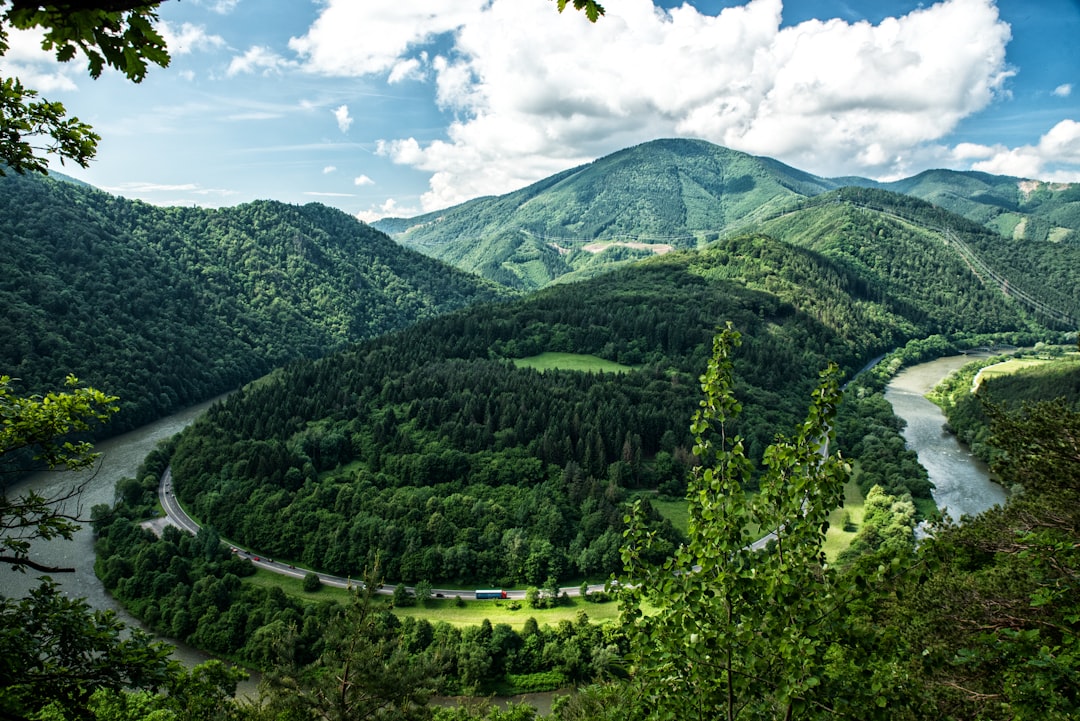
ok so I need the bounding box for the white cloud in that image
[354,174,374,185]
[388,56,425,84]
[191,0,241,13]
[292,0,1020,211]
[289,2,488,76]
[333,104,353,132]
[355,197,421,223]
[0,27,81,92]
[323,165,337,174]
[227,46,294,76]
[1053,83,1072,98]
[968,120,1080,180]
[157,21,225,55]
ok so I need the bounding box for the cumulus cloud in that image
[157,21,225,54]
[333,104,353,132]
[969,120,1080,180]
[355,197,420,223]
[227,46,294,76]
[323,165,337,174]
[354,174,374,185]
[291,0,1023,211]
[0,27,81,91]
[1053,83,1072,98]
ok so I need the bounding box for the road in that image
[158,467,606,600]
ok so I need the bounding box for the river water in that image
[1,396,225,671]
[884,354,1007,519]
[2,352,1006,696]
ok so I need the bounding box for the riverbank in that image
[884,354,1007,519]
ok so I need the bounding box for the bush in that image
[302,572,322,593]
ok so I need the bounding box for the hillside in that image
[374,138,1080,292]
[160,215,1054,589]
[374,139,840,290]
[882,169,1080,243]
[756,187,1080,330]
[0,172,506,434]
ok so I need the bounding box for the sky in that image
[3,0,1079,221]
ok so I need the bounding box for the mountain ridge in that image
[373,138,1080,291]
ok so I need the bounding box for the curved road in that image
[159,467,606,601]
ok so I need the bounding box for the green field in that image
[823,480,866,561]
[242,570,621,630]
[972,357,1050,390]
[390,596,621,629]
[512,352,635,373]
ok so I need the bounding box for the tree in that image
[619,323,859,720]
[0,1,170,175]
[0,580,176,719]
[302,571,322,593]
[0,374,118,572]
[261,576,437,721]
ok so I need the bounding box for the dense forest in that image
[0,172,504,435]
[154,215,1055,590]
[75,338,1080,720]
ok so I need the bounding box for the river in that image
[0,395,229,672]
[884,353,1007,519]
[2,352,1006,695]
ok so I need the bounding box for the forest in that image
[154,216,1049,590]
[0,171,503,436]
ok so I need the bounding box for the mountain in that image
[0,171,507,435]
[373,139,841,290]
[880,169,1080,243]
[373,138,1080,291]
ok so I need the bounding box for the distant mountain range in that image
[373,138,1080,292]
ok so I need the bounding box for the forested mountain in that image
[160,216,1052,589]
[374,138,1080,292]
[881,168,1080,242]
[0,172,505,434]
[374,139,841,290]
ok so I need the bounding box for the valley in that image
[3,138,1079,719]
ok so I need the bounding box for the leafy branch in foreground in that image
[0,1,170,174]
[0,374,118,572]
[555,0,605,23]
[619,322,863,720]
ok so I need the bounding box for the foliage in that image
[259,579,436,721]
[870,400,1080,719]
[619,324,858,720]
[0,579,176,719]
[0,171,505,436]
[0,1,169,175]
[932,352,1080,464]
[555,0,604,22]
[1,374,117,571]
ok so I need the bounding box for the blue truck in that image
[475,589,507,599]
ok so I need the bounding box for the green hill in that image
[374,138,840,290]
[374,139,1080,291]
[882,169,1080,243]
[0,172,506,434]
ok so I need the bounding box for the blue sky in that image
[3,0,1078,220]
